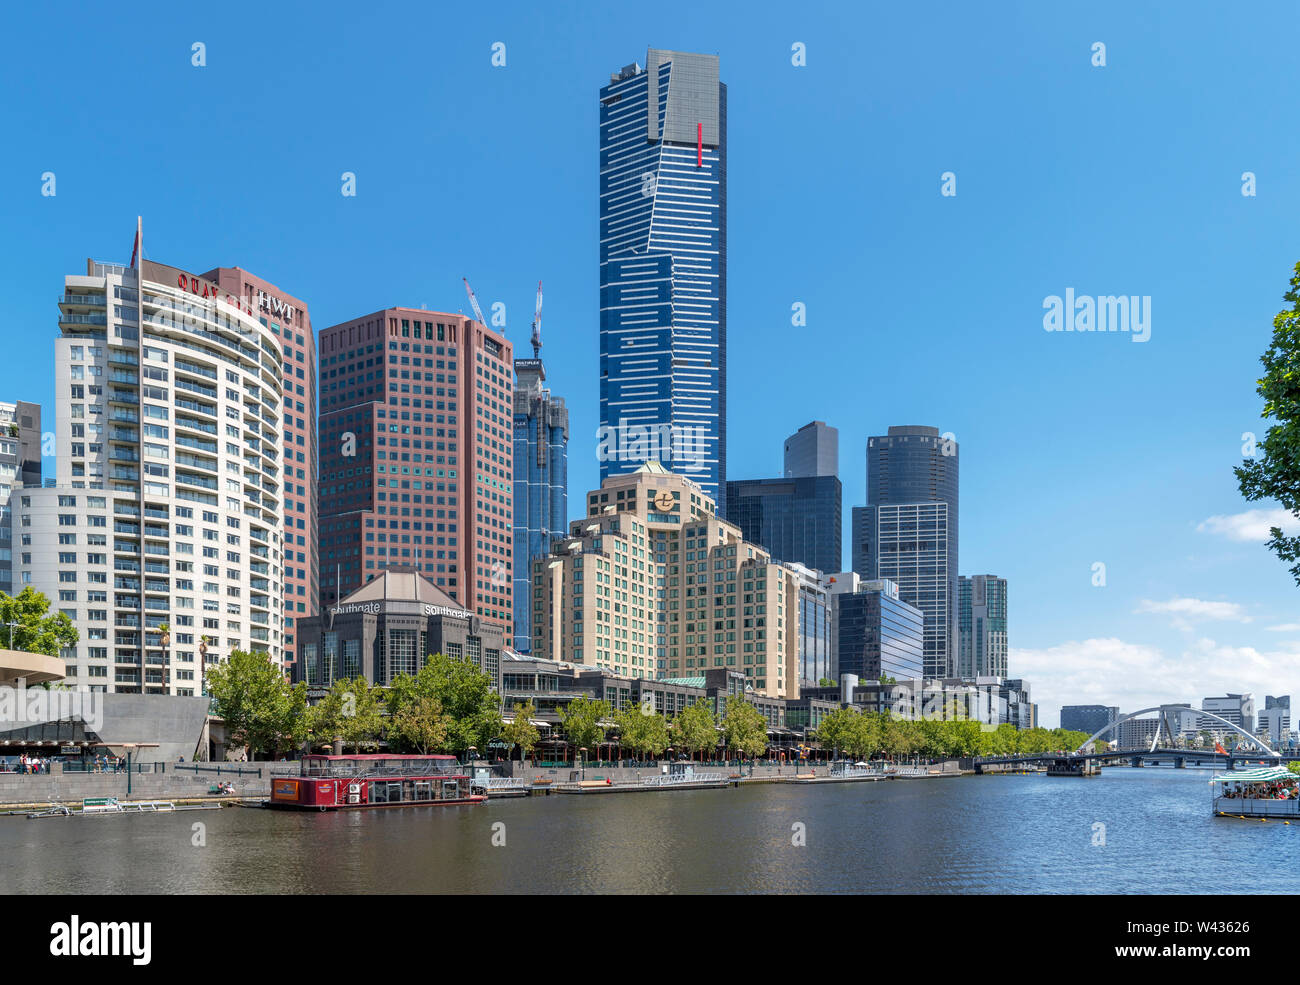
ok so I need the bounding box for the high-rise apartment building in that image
[512,347,568,653]
[598,49,727,511]
[852,426,959,678]
[1200,693,1255,736]
[317,308,513,635]
[202,267,316,671]
[784,420,838,479]
[19,248,286,693]
[0,401,41,595]
[958,574,1008,678]
[531,463,800,699]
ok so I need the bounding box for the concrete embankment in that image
[0,763,290,809]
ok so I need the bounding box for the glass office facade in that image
[512,361,568,653]
[852,426,959,678]
[725,475,841,576]
[834,589,924,682]
[598,50,727,511]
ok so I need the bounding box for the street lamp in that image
[579,747,587,781]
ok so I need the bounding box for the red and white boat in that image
[266,754,486,810]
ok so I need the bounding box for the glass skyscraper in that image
[834,580,924,682]
[725,475,842,576]
[851,426,959,679]
[598,49,727,512]
[958,573,1008,678]
[512,353,568,653]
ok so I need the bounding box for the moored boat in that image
[266,754,485,811]
[1211,765,1300,819]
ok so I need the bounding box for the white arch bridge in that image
[973,705,1282,773]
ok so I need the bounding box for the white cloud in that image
[1266,623,1300,632]
[1011,636,1300,729]
[1197,508,1300,543]
[1135,596,1251,624]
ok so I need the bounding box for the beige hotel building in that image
[530,462,800,699]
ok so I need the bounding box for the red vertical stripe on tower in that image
[697,123,703,167]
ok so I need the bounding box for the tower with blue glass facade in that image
[598,49,727,512]
[512,348,568,653]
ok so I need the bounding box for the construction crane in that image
[530,280,543,358]
[462,277,485,325]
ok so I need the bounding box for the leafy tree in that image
[205,649,307,759]
[614,702,670,762]
[388,653,501,753]
[0,587,78,656]
[311,677,384,753]
[559,695,612,760]
[501,700,541,762]
[721,697,769,760]
[815,708,857,759]
[389,695,449,754]
[843,710,883,761]
[1236,262,1300,584]
[817,677,837,688]
[671,699,718,760]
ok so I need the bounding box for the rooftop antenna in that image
[530,280,543,358]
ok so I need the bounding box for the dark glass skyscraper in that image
[725,476,842,575]
[835,580,924,682]
[784,420,837,479]
[512,351,568,654]
[852,426,959,679]
[598,49,727,511]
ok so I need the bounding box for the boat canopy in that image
[1210,766,1295,784]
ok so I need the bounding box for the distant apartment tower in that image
[1200,693,1255,736]
[0,401,41,595]
[834,578,924,683]
[1060,704,1119,736]
[19,249,286,693]
[512,341,568,653]
[784,420,838,478]
[958,574,1008,678]
[599,49,727,511]
[852,426,959,678]
[1258,695,1290,745]
[317,308,513,637]
[533,463,801,699]
[202,267,317,672]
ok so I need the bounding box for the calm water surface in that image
[1,769,1294,894]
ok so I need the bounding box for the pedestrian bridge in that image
[973,705,1285,774]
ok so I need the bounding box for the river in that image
[1,768,1292,894]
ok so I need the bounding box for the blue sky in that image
[2,0,1298,726]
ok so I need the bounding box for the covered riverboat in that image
[1211,765,1300,819]
[266,754,485,811]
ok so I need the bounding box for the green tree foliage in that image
[559,695,612,757]
[501,700,541,761]
[387,653,502,753]
[721,697,769,759]
[310,677,384,753]
[388,695,449,755]
[614,701,670,761]
[205,649,307,759]
[0,587,78,656]
[1237,262,1300,584]
[671,699,718,759]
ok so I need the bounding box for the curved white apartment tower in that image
[17,250,285,694]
